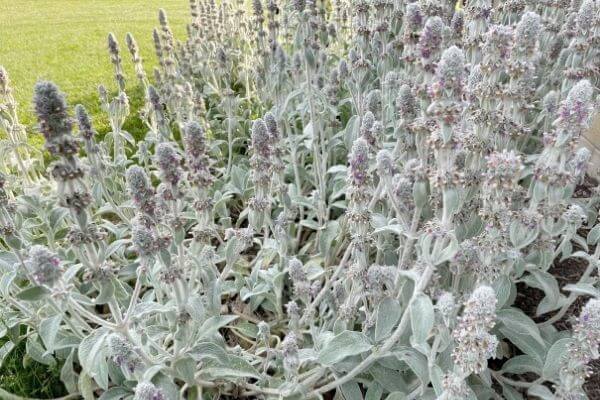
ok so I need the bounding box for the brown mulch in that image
[515,174,600,398]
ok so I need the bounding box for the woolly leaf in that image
[375,298,401,341]
[318,331,372,365]
[510,220,539,249]
[543,338,573,379]
[16,286,50,301]
[498,309,546,362]
[527,384,555,399]
[78,329,109,390]
[410,294,434,349]
[501,355,542,375]
[39,314,62,352]
[202,354,261,379]
[198,315,238,340]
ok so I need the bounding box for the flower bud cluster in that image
[74,104,105,178]
[418,16,445,72]
[25,245,62,287]
[360,111,381,150]
[224,227,254,255]
[376,149,395,179]
[397,84,418,121]
[263,112,284,175]
[183,121,213,189]
[0,174,18,241]
[126,166,159,218]
[288,257,317,302]
[436,372,472,400]
[75,105,95,141]
[155,142,182,189]
[132,218,170,257]
[482,25,513,68]
[107,33,126,91]
[281,331,299,379]
[133,382,166,400]
[563,204,587,228]
[483,150,523,190]
[67,224,107,246]
[125,33,147,85]
[108,333,141,373]
[556,299,600,399]
[347,137,371,197]
[365,264,395,300]
[257,320,270,344]
[463,0,493,63]
[147,85,171,142]
[436,291,457,327]
[249,117,277,218]
[429,46,466,105]
[435,46,465,92]
[34,82,96,216]
[33,81,78,157]
[452,285,498,375]
[0,66,11,99]
[555,80,594,138]
[400,2,423,66]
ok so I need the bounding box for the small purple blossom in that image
[133,382,166,400]
[348,137,370,188]
[155,142,182,187]
[25,245,62,287]
[126,166,157,216]
[418,16,444,60]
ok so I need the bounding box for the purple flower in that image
[126,166,157,216]
[404,3,423,34]
[33,81,78,155]
[134,382,165,400]
[483,25,513,60]
[348,137,370,188]
[558,80,593,126]
[436,46,465,92]
[251,118,272,158]
[397,84,418,120]
[418,16,444,60]
[155,142,182,187]
[25,245,62,287]
[75,104,96,140]
[514,11,540,53]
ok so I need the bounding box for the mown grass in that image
[0,0,189,395]
[0,0,189,146]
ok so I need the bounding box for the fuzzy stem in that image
[299,245,353,327]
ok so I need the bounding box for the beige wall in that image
[582,114,600,176]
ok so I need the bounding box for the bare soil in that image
[515,174,599,398]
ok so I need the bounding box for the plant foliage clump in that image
[0,0,599,399]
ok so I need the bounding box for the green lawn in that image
[0,0,190,145]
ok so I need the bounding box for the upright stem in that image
[299,246,352,327]
[225,97,234,177]
[304,57,327,230]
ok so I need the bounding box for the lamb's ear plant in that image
[0,0,599,399]
[0,67,40,184]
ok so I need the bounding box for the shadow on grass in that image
[0,340,66,398]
